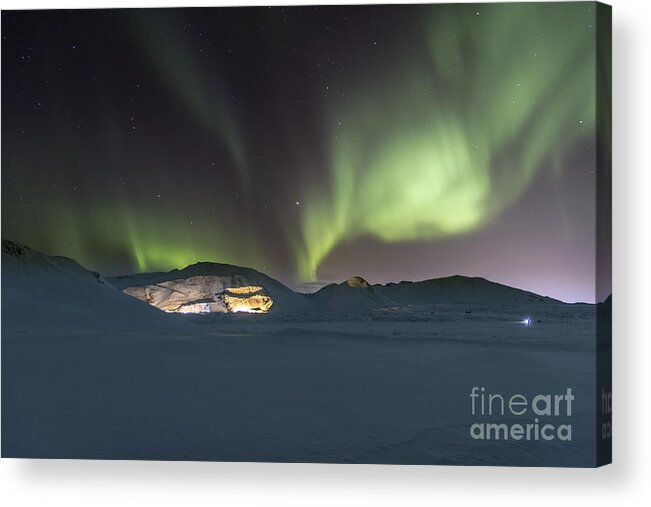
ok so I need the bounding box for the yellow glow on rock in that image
[223,294,273,313]
[226,286,264,295]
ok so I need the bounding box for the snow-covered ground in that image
[1,241,599,465]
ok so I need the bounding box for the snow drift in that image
[1,239,185,332]
[2,239,598,466]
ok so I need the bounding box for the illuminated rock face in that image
[121,276,274,314]
[224,293,273,313]
[226,285,263,295]
[344,276,370,289]
[110,262,315,314]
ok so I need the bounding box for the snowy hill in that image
[108,262,312,314]
[1,239,184,332]
[373,275,558,306]
[2,238,561,326]
[2,241,595,466]
[307,274,557,312]
[308,276,396,312]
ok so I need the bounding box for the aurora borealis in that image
[2,3,603,302]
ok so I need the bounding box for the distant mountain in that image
[1,239,182,332]
[373,275,558,306]
[308,276,396,312]
[108,262,312,314]
[2,239,563,325]
[111,269,559,314]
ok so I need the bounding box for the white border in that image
[1,0,650,505]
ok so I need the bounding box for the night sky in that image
[2,3,600,302]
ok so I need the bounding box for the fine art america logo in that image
[469,387,574,442]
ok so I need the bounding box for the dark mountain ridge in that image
[373,274,559,306]
[4,239,568,319]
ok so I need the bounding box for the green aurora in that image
[297,3,597,280]
[2,3,604,300]
[135,15,250,183]
[12,200,263,274]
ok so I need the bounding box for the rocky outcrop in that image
[122,276,274,314]
[308,276,395,312]
[109,262,312,314]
